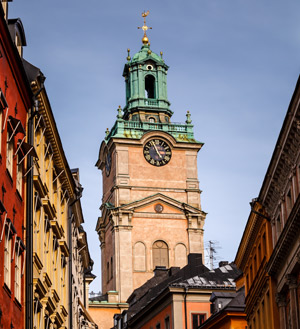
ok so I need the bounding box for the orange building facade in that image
[235,75,300,329]
[112,257,241,329]
[131,289,211,329]
[235,201,278,328]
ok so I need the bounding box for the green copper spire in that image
[103,12,202,146]
[122,44,171,121]
[122,11,172,122]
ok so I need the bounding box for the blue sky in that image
[9,0,300,291]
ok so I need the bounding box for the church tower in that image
[96,12,206,303]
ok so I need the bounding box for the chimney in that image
[168,267,180,277]
[188,253,203,266]
[154,266,167,277]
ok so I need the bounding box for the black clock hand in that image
[151,141,162,159]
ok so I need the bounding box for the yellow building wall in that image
[31,81,72,328]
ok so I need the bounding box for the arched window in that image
[134,242,146,271]
[149,117,155,123]
[175,243,187,268]
[145,75,155,99]
[153,240,168,268]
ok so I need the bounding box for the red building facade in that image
[0,2,32,328]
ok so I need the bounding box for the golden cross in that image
[138,10,152,44]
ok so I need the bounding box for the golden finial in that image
[138,10,152,45]
[127,48,131,61]
[117,105,123,119]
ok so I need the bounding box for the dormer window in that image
[15,33,22,57]
[145,75,155,99]
[7,18,27,59]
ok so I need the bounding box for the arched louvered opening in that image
[145,75,155,99]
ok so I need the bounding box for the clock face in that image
[143,139,172,166]
[105,152,111,176]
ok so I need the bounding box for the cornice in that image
[259,75,300,218]
[235,202,265,270]
[266,193,300,276]
[31,82,76,199]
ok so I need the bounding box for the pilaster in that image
[286,274,299,329]
[114,222,133,303]
[276,292,287,329]
[172,294,183,329]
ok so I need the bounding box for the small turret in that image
[122,11,172,123]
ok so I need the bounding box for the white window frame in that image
[6,130,13,176]
[16,154,23,196]
[4,229,12,289]
[15,248,21,301]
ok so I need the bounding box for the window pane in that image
[153,240,168,268]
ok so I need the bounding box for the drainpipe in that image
[25,104,34,329]
[184,287,188,329]
[68,205,73,329]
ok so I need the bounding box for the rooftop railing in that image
[107,119,197,142]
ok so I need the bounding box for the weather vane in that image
[138,10,152,45]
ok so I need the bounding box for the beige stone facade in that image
[96,131,206,303]
[24,61,96,329]
[30,72,72,329]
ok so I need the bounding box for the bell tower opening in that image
[145,75,155,99]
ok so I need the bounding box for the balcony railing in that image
[144,99,158,106]
[107,119,200,144]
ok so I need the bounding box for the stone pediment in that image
[96,194,206,232]
[119,193,204,216]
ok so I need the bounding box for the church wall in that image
[103,222,114,293]
[117,228,133,301]
[130,189,188,204]
[131,216,188,289]
[128,145,188,190]
[95,31,206,325]
[102,148,116,205]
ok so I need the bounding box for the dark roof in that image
[210,291,237,300]
[22,58,45,83]
[8,18,26,46]
[127,254,208,319]
[225,287,245,310]
[172,263,241,289]
[127,255,242,323]
[199,287,245,329]
[89,293,107,302]
[127,266,171,304]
